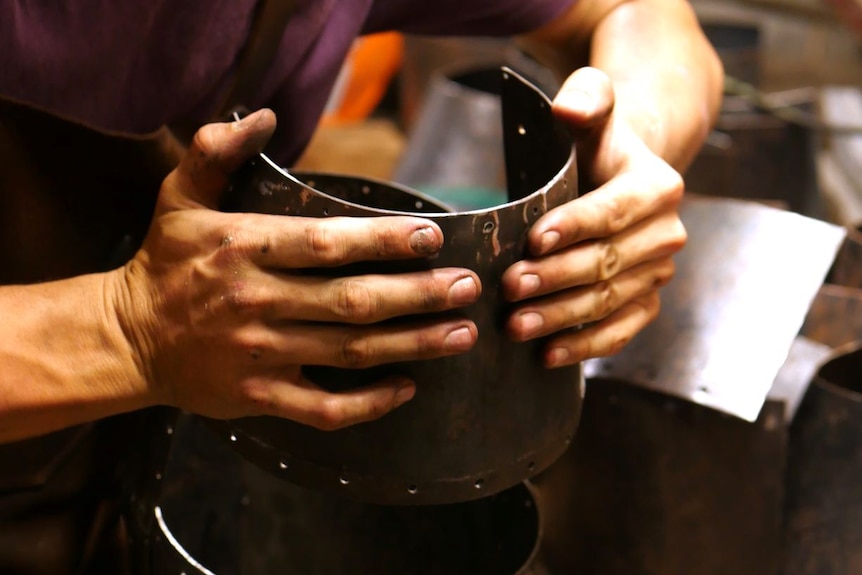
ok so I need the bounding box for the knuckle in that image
[595,279,619,318]
[668,218,688,251]
[413,330,437,357]
[236,332,266,360]
[333,280,376,323]
[191,125,219,158]
[371,223,401,258]
[569,336,593,362]
[607,332,634,356]
[361,397,389,422]
[308,223,348,265]
[421,291,447,312]
[660,166,685,204]
[224,281,258,317]
[212,220,259,263]
[238,380,274,415]
[419,276,450,311]
[313,398,348,431]
[212,231,243,263]
[603,195,627,235]
[634,292,662,324]
[339,334,372,368]
[654,259,676,287]
[645,292,662,320]
[596,240,621,280]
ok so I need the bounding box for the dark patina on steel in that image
[210,68,582,506]
[783,343,862,575]
[128,414,549,575]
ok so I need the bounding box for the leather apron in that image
[0,1,294,572]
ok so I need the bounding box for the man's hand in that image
[506,0,722,367]
[502,68,686,367]
[110,110,481,430]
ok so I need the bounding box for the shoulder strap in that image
[216,0,298,118]
[171,0,297,142]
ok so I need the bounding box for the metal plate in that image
[801,283,862,349]
[783,344,862,575]
[585,196,845,421]
[530,377,787,575]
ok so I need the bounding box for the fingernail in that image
[393,384,416,408]
[539,231,560,255]
[445,326,474,351]
[518,274,541,298]
[547,347,571,367]
[410,226,439,254]
[449,277,478,305]
[519,312,544,338]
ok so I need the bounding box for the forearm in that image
[590,0,723,170]
[523,0,724,171]
[0,271,153,443]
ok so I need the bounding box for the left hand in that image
[502,67,687,368]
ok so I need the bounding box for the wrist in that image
[0,271,158,442]
[103,261,166,407]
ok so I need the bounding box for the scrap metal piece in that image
[768,335,833,423]
[830,226,862,288]
[394,67,507,194]
[530,334,830,575]
[530,377,787,575]
[585,196,845,421]
[132,414,549,575]
[783,344,862,575]
[801,283,862,349]
[215,68,582,505]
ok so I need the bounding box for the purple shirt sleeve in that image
[363,0,576,36]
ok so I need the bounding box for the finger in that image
[552,66,615,130]
[249,373,417,431]
[542,291,661,368]
[240,268,480,324]
[504,209,686,301]
[211,214,447,269]
[507,257,674,341]
[527,159,684,256]
[215,267,480,324]
[242,318,478,369]
[163,109,277,210]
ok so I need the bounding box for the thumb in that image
[552,66,615,133]
[163,108,277,210]
[552,67,620,190]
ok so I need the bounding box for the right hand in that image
[109,109,481,430]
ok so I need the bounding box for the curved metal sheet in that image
[133,414,549,575]
[212,68,582,505]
